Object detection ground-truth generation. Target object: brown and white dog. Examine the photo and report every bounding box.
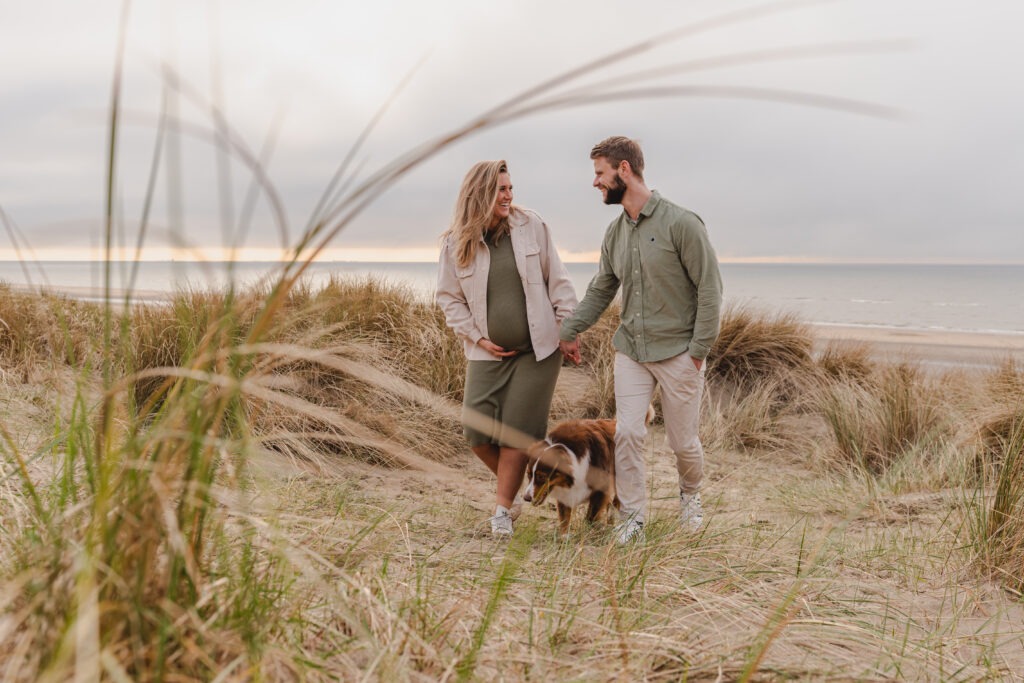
[522,418,620,536]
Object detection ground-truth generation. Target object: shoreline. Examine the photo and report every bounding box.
[811,323,1024,370]
[6,283,175,306]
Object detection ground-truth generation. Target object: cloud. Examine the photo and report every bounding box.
[1,0,1022,263]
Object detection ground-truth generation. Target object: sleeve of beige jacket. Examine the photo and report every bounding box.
[435,237,484,346]
[538,219,578,322]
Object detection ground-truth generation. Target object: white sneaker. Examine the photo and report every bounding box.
[509,494,524,522]
[614,518,644,545]
[490,510,513,538]
[680,491,704,531]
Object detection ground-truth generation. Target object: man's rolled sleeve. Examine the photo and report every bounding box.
[559,249,619,341]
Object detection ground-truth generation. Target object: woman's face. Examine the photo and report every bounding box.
[490,172,513,225]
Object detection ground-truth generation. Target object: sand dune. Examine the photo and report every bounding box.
[9,282,1022,370]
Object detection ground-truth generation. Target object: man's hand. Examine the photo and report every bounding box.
[560,338,582,365]
[477,338,518,359]
[691,356,703,371]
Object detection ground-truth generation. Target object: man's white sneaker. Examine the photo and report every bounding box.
[680,491,704,531]
[614,518,644,545]
[490,510,513,538]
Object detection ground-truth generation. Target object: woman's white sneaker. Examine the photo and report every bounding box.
[490,510,513,537]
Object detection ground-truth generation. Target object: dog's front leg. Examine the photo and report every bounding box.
[556,502,572,536]
[586,491,608,525]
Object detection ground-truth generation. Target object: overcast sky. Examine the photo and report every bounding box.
[1,0,1022,263]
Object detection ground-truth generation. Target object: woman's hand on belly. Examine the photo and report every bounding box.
[477,338,520,359]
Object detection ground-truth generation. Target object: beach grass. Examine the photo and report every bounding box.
[2,281,1024,680]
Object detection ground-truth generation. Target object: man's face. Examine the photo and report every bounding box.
[592,157,627,205]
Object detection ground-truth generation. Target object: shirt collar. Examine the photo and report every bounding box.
[624,190,660,226]
[638,190,661,219]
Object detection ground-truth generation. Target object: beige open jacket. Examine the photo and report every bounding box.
[436,208,577,362]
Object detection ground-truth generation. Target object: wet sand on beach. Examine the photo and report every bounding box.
[7,283,174,306]
[812,323,1024,371]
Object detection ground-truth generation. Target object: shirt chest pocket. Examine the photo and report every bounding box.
[454,262,479,304]
[646,237,682,270]
[522,242,544,284]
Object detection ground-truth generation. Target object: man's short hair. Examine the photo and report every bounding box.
[590,136,644,179]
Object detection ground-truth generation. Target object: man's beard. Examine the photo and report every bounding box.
[603,174,627,205]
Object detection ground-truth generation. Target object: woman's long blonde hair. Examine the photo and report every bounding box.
[443,160,516,268]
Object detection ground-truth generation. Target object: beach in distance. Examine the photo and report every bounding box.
[4,259,1022,370]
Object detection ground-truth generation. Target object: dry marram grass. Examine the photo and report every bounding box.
[2,282,1024,680]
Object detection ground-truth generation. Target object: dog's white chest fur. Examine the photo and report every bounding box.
[550,449,594,508]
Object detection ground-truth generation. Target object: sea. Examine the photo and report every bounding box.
[1,261,1022,335]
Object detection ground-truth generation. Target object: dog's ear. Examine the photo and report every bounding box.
[548,423,577,445]
[527,439,555,467]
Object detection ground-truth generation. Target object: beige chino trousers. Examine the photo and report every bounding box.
[614,350,705,524]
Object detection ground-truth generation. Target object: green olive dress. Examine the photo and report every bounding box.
[463,229,561,447]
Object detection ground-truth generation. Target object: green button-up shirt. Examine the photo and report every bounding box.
[560,191,723,362]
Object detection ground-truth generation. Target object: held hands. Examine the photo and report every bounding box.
[480,333,696,368]
[559,338,582,365]
[477,338,519,359]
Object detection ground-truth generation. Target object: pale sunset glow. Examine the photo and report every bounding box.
[0,245,603,264]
